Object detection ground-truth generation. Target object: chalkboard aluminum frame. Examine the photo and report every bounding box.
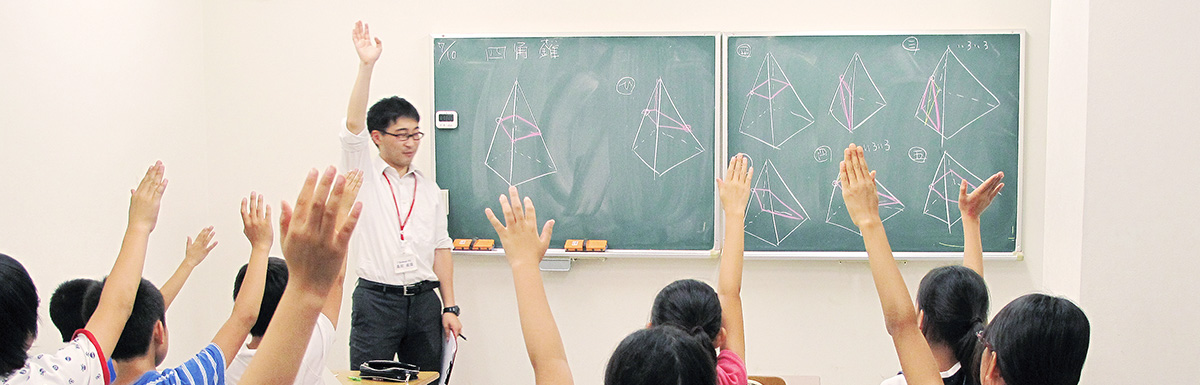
[431,32,725,259]
[722,31,1025,261]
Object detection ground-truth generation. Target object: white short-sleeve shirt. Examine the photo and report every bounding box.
[879,362,961,385]
[2,330,110,385]
[340,125,453,285]
[224,314,335,385]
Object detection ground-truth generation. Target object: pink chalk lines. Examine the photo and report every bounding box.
[632,78,705,177]
[923,152,987,231]
[826,177,906,235]
[743,159,810,246]
[915,47,1001,141]
[737,53,815,149]
[828,53,887,133]
[484,80,559,186]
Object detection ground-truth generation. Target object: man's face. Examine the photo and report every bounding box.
[371,117,422,170]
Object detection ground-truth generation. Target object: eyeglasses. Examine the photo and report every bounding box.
[380,130,425,142]
[976,330,996,352]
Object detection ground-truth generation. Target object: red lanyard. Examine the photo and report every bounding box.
[383,171,418,241]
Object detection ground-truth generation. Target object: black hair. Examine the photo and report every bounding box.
[981,293,1090,385]
[916,265,989,379]
[233,257,289,337]
[366,96,420,134]
[649,279,722,360]
[50,278,101,342]
[604,325,717,385]
[81,277,165,360]
[0,253,39,376]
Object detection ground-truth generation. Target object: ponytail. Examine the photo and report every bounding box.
[916,265,989,384]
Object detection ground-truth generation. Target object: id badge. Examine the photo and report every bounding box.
[393,239,419,273]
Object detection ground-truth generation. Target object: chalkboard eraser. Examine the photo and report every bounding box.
[472,239,495,251]
[453,239,474,250]
[435,111,458,129]
[584,240,608,252]
[564,239,586,252]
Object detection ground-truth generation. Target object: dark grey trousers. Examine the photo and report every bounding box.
[349,279,444,371]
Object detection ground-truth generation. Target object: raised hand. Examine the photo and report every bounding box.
[839,144,881,228]
[128,161,168,231]
[352,21,382,65]
[184,226,218,268]
[958,172,1005,221]
[334,170,364,226]
[242,192,274,250]
[484,186,555,269]
[718,154,754,216]
[280,167,363,292]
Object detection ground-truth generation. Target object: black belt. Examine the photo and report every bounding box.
[358,278,440,296]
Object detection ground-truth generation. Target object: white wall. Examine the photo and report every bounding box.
[1,1,1059,385]
[0,0,221,365]
[1079,0,1200,383]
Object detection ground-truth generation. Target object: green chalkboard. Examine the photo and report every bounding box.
[433,35,719,251]
[726,33,1023,253]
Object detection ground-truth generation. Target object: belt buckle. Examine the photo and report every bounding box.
[402,284,415,296]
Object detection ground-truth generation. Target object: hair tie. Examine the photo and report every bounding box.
[971,317,985,325]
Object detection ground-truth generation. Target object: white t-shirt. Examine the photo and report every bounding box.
[224,314,336,385]
[879,362,961,385]
[2,330,109,385]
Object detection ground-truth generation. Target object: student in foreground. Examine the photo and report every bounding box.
[482,153,752,385]
[81,192,273,385]
[881,171,1004,385]
[609,154,752,385]
[1,162,167,385]
[226,170,363,385]
[838,144,1090,385]
[236,167,363,385]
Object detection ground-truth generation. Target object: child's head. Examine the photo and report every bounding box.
[978,293,1089,385]
[0,253,39,375]
[604,325,717,385]
[50,278,101,342]
[916,265,989,367]
[233,257,288,337]
[649,279,723,350]
[82,277,168,364]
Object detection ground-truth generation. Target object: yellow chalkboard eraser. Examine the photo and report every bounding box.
[584,240,608,252]
[472,239,495,251]
[453,239,474,250]
[564,239,586,252]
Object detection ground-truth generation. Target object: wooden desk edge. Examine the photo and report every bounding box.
[334,370,440,385]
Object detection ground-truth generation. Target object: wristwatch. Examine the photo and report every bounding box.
[442,305,461,316]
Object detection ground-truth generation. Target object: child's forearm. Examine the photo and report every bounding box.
[860,223,916,333]
[87,225,152,354]
[962,217,984,275]
[238,282,327,385]
[159,261,197,310]
[511,263,573,385]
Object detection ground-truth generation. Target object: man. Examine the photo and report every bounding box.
[342,21,462,371]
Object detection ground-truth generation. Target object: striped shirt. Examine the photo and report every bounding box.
[130,344,225,385]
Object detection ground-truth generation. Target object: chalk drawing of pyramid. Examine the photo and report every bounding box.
[829,53,887,133]
[632,79,705,177]
[744,159,809,247]
[826,179,905,235]
[915,47,1001,140]
[738,53,815,149]
[923,152,985,231]
[484,80,558,186]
